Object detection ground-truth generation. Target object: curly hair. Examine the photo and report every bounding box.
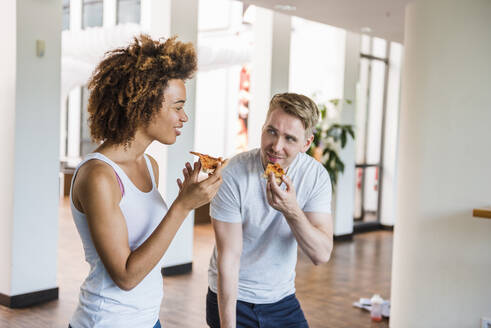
[87,34,197,146]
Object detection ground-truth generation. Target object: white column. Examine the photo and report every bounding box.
[145,0,200,269]
[248,8,291,149]
[248,7,273,149]
[332,31,358,237]
[390,1,491,327]
[140,0,171,38]
[270,12,291,96]
[70,0,82,31]
[103,0,117,27]
[0,0,16,296]
[379,42,403,227]
[141,0,171,196]
[0,0,61,304]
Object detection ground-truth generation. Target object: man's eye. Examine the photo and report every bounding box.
[268,129,276,135]
[176,107,183,111]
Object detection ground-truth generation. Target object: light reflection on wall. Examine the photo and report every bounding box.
[236,64,250,153]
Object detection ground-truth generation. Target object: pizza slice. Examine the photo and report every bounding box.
[263,162,285,185]
[190,151,225,173]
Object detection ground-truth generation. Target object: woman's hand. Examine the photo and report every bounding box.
[175,160,227,211]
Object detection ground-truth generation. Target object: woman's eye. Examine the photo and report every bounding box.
[268,129,276,135]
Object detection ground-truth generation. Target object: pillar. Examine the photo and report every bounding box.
[390,1,491,326]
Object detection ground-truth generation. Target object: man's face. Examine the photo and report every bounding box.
[260,107,313,169]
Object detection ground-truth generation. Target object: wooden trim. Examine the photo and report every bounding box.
[0,287,58,308]
[473,208,491,219]
[161,262,192,277]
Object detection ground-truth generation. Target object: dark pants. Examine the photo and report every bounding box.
[206,288,309,328]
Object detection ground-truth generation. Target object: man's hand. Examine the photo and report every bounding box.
[266,172,300,214]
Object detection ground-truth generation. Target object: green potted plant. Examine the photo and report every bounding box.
[307,98,355,188]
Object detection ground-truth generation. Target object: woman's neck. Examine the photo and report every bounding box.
[95,131,152,164]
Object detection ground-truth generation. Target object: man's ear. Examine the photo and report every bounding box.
[302,134,314,152]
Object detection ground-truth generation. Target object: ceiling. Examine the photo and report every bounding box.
[242,0,413,43]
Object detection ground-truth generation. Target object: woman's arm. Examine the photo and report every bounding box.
[74,160,224,290]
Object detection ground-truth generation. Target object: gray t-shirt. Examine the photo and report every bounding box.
[208,148,332,304]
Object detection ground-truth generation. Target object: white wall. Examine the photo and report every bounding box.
[289,18,345,102]
[0,0,16,296]
[390,1,491,327]
[0,0,61,296]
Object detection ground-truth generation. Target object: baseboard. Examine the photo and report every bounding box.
[380,224,394,231]
[161,262,192,277]
[353,222,382,233]
[334,233,354,242]
[0,287,58,308]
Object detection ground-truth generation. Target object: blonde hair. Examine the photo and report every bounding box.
[267,93,319,136]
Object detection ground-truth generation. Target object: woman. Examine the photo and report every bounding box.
[68,35,223,328]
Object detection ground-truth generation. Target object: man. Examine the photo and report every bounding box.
[206,93,333,328]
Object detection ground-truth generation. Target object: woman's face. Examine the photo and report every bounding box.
[147,79,188,145]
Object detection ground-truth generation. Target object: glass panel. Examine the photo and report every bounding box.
[360,34,371,54]
[80,86,98,157]
[363,166,379,221]
[355,58,369,164]
[372,37,387,58]
[83,0,103,28]
[289,17,346,101]
[117,0,141,24]
[366,60,386,164]
[62,0,70,31]
[354,167,363,219]
[237,65,250,153]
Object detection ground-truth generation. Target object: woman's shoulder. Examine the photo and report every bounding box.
[74,159,120,196]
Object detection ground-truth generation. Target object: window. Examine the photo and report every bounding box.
[62,0,70,31]
[80,86,98,157]
[83,0,103,29]
[354,36,388,226]
[117,0,141,24]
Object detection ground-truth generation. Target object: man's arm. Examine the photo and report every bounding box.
[212,219,243,328]
[266,173,333,265]
[283,209,333,265]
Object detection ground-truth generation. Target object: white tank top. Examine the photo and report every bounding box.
[69,152,168,328]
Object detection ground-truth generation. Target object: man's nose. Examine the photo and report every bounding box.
[181,111,188,123]
[272,137,282,152]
